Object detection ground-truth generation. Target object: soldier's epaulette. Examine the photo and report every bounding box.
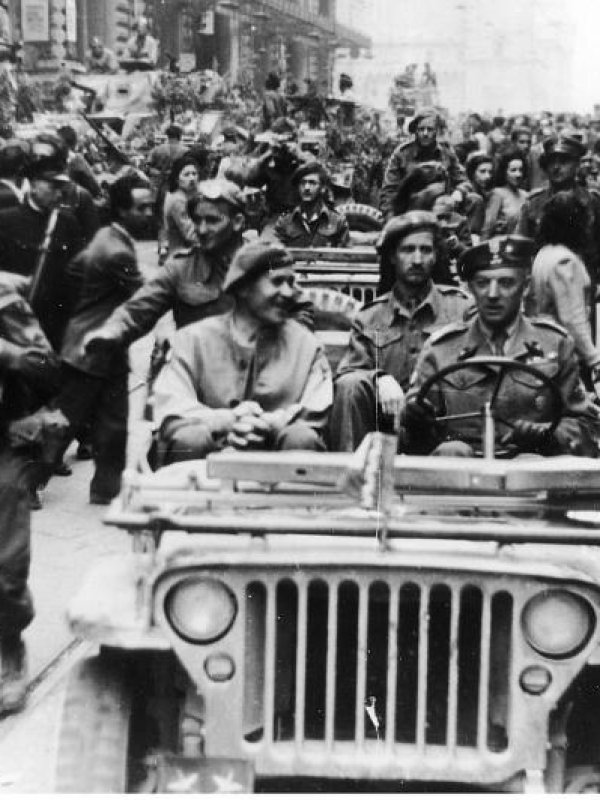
[427,320,469,344]
[529,316,568,337]
[436,284,470,299]
[359,293,388,311]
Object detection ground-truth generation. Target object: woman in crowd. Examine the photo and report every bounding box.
[453,151,494,240]
[525,190,600,384]
[160,155,200,259]
[481,150,528,239]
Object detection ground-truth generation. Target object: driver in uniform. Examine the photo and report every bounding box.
[402,235,600,457]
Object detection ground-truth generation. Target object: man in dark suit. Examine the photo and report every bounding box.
[55,173,152,504]
[0,137,85,350]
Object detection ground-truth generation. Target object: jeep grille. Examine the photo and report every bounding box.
[243,575,513,753]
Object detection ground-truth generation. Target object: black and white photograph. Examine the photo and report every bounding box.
[0,0,599,793]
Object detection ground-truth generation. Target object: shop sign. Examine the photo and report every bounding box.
[21,0,49,42]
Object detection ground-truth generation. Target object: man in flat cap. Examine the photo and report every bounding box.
[379,107,462,220]
[330,211,471,451]
[270,161,350,248]
[151,242,332,463]
[402,235,600,457]
[517,134,600,281]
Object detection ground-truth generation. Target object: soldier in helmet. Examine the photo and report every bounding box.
[330,211,471,451]
[402,235,600,458]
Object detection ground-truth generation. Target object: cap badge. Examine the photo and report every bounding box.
[489,238,502,266]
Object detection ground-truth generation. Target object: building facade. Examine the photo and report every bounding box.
[10,0,369,92]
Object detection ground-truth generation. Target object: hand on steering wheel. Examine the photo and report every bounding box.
[414,356,563,457]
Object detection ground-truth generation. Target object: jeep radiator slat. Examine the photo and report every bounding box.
[477,590,492,752]
[355,584,369,745]
[447,585,460,750]
[264,581,276,744]
[295,580,308,744]
[325,581,338,748]
[416,584,430,752]
[385,584,400,749]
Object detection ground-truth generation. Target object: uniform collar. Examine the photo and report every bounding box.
[466,314,543,359]
[292,201,329,224]
[390,280,438,318]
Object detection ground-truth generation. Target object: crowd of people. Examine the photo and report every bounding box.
[1,80,600,719]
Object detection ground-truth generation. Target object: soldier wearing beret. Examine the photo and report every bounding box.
[330,211,471,451]
[270,161,350,248]
[379,107,463,220]
[151,242,332,463]
[517,134,600,282]
[402,235,600,458]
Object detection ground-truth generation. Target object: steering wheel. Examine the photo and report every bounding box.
[415,356,563,457]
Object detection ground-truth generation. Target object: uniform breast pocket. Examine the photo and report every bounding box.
[440,368,491,415]
[507,360,559,391]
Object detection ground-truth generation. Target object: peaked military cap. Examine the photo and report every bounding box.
[376,210,440,254]
[458,235,536,281]
[223,241,294,294]
[539,134,587,169]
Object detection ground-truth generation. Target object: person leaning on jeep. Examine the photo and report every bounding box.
[151,242,332,464]
[402,235,600,458]
[329,211,471,451]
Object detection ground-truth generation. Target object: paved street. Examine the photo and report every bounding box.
[0,240,163,792]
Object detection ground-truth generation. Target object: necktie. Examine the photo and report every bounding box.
[491,331,507,356]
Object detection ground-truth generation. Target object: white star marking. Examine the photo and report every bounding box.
[166,769,198,792]
[212,769,244,793]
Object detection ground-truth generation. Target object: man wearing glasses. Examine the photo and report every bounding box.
[379,106,463,220]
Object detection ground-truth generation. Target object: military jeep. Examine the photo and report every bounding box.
[54,433,600,793]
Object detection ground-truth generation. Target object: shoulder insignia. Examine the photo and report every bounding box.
[529,316,568,337]
[427,320,468,345]
[436,284,470,299]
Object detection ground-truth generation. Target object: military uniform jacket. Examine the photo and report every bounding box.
[102,243,240,345]
[273,202,351,248]
[379,140,463,218]
[60,224,144,377]
[517,184,600,280]
[336,282,471,391]
[406,313,600,456]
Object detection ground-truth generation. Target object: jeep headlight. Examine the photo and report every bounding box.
[522,590,595,658]
[165,578,237,643]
